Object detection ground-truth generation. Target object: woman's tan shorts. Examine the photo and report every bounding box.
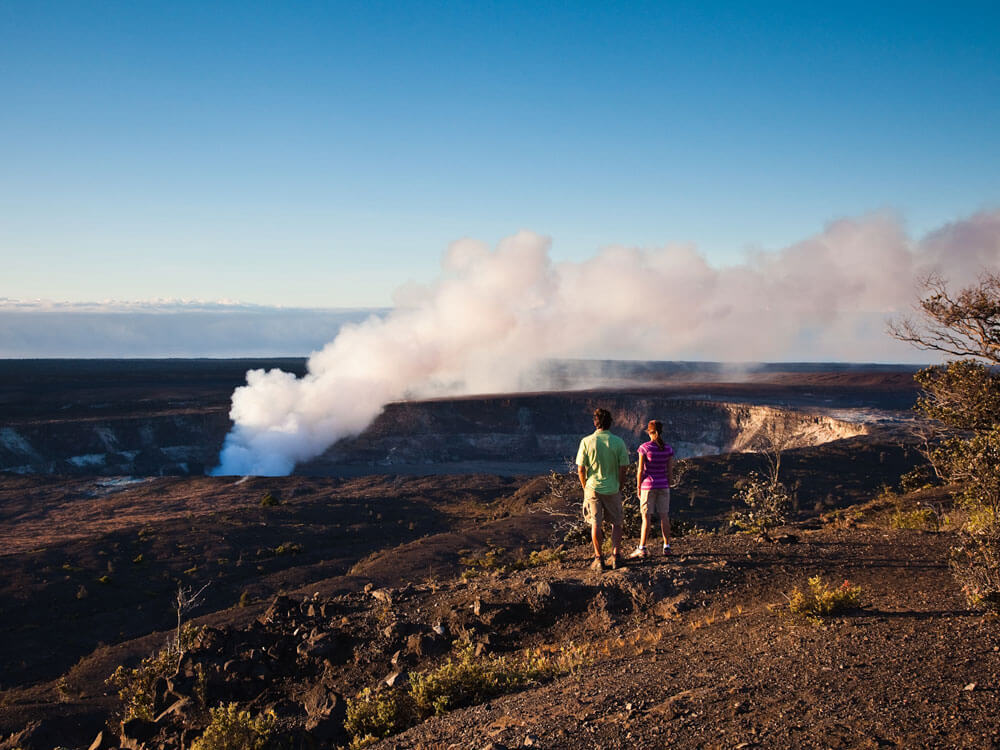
[639,487,670,518]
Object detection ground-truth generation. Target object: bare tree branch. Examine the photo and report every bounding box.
[888,273,1000,364]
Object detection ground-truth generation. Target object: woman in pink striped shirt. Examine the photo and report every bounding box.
[630,419,674,558]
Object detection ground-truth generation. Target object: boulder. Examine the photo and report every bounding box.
[405,632,447,658]
[120,716,158,746]
[382,620,405,641]
[478,601,532,628]
[527,580,589,616]
[262,595,298,624]
[223,658,247,677]
[88,730,117,750]
[0,723,37,750]
[384,670,407,688]
[302,685,347,742]
[297,631,351,664]
[150,675,171,717]
[154,697,192,725]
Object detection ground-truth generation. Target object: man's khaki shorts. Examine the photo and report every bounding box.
[639,487,670,519]
[583,487,624,527]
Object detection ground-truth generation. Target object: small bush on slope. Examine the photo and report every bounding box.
[787,576,863,621]
[345,642,587,748]
[730,471,791,532]
[190,703,276,750]
[106,624,202,721]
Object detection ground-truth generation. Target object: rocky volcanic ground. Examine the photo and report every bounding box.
[2,454,998,749]
[6,363,994,749]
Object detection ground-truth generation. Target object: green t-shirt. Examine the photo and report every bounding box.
[576,429,630,493]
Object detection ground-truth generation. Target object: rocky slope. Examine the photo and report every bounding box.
[1,435,987,750]
[3,493,998,750]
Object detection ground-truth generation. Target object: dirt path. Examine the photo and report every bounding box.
[368,529,1000,749]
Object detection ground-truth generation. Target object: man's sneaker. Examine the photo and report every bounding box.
[590,556,606,572]
[629,546,648,559]
[662,544,672,556]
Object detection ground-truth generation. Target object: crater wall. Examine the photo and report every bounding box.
[0,392,871,477]
[298,393,870,475]
[0,411,230,476]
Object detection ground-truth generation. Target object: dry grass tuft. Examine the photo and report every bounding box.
[787,576,862,621]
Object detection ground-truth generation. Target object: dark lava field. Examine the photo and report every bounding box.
[5,360,997,749]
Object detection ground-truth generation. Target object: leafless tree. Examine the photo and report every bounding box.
[751,423,795,487]
[904,420,951,484]
[172,582,210,665]
[888,272,1000,364]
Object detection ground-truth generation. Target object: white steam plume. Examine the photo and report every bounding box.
[214,209,1000,476]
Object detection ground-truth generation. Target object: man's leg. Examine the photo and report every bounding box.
[611,521,623,557]
[591,519,604,559]
[604,491,625,566]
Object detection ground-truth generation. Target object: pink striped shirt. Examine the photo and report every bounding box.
[638,440,673,490]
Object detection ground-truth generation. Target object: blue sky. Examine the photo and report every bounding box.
[2,0,999,311]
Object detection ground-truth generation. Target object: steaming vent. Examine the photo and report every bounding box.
[212,213,1000,476]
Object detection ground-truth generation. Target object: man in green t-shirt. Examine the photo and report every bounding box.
[576,408,630,571]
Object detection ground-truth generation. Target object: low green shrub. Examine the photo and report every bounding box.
[788,576,862,620]
[890,506,940,531]
[459,547,505,577]
[410,643,551,715]
[345,642,586,748]
[670,519,709,537]
[510,547,565,570]
[821,507,863,528]
[460,546,564,579]
[950,516,1000,613]
[106,624,202,721]
[900,464,938,493]
[190,703,276,750]
[729,471,791,533]
[344,688,417,749]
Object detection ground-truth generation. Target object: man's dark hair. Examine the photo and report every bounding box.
[593,408,612,430]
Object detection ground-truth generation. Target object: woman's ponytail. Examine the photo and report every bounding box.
[649,420,664,449]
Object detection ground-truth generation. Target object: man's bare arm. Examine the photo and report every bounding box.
[578,464,588,490]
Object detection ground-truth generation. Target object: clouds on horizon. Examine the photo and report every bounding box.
[0,303,384,358]
[6,208,1000,362]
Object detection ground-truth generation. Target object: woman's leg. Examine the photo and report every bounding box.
[660,515,671,547]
